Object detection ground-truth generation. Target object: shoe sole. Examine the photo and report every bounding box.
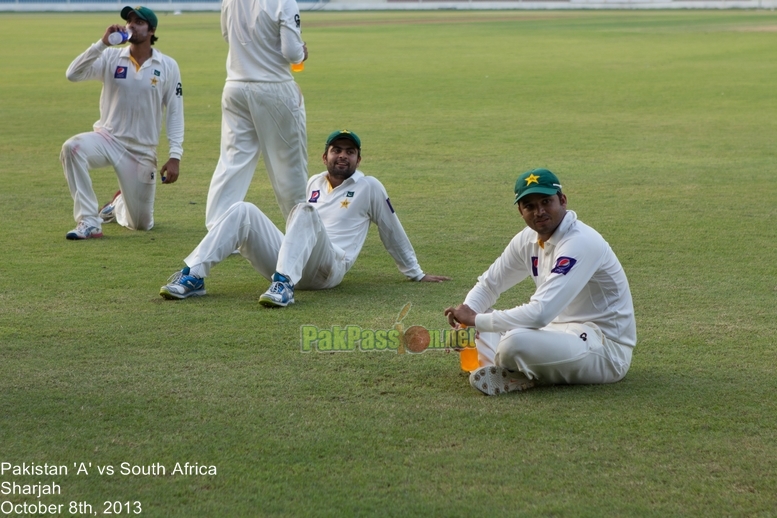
[66,231,103,240]
[159,288,206,300]
[469,366,535,396]
[258,296,294,308]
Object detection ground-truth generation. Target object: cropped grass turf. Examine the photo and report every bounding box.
[1,10,776,517]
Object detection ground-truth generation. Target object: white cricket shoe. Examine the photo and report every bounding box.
[469,366,535,396]
[66,221,103,240]
[99,190,121,224]
[160,267,206,300]
[259,272,295,308]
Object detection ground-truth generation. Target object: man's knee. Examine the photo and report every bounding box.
[288,202,314,218]
[497,329,535,357]
[60,137,81,162]
[123,218,154,231]
[287,202,318,228]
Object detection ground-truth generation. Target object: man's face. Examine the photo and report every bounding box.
[323,137,361,181]
[517,192,568,240]
[126,13,153,43]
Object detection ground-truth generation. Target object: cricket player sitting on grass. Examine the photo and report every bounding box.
[160,130,450,305]
[444,169,636,396]
[60,6,183,240]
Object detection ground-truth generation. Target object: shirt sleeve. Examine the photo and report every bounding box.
[474,235,603,333]
[464,234,530,315]
[368,179,425,281]
[279,0,305,64]
[163,59,184,160]
[65,41,109,82]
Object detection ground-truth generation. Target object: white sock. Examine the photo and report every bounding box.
[188,264,204,278]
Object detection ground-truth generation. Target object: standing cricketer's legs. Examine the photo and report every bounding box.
[205,81,308,229]
[205,83,262,231]
[248,81,308,221]
[476,321,632,385]
[275,203,347,290]
[61,131,116,230]
[185,202,283,280]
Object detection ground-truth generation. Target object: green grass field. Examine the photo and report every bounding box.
[1,9,776,516]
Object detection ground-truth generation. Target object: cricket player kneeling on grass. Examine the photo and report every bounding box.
[160,130,450,305]
[444,169,636,396]
[60,6,184,240]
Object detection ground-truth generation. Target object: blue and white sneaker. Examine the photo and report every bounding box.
[259,272,295,308]
[99,190,121,224]
[66,221,103,240]
[160,267,206,300]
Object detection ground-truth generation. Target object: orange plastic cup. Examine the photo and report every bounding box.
[457,325,479,372]
[459,346,479,372]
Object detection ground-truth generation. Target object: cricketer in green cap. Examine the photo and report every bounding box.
[514,168,563,204]
[121,5,158,30]
[325,129,361,152]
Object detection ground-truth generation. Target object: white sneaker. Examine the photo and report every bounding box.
[259,272,295,308]
[66,221,103,240]
[99,190,121,224]
[160,267,206,300]
[469,366,535,396]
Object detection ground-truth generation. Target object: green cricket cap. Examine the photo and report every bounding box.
[325,129,361,151]
[514,168,563,204]
[121,5,158,29]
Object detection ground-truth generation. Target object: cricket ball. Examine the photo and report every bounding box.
[404,326,430,353]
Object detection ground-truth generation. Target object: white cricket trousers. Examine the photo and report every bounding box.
[475,320,633,386]
[185,202,347,290]
[205,80,308,230]
[60,130,156,230]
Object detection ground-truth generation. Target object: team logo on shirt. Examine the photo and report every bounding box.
[346,191,354,198]
[114,66,127,79]
[154,70,160,76]
[386,198,395,214]
[150,77,158,88]
[308,190,320,203]
[531,257,538,277]
[551,257,577,275]
[340,200,351,209]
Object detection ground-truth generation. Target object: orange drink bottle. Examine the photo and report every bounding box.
[458,325,479,372]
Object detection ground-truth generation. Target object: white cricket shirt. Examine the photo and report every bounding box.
[306,171,425,281]
[221,0,306,83]
[466,211,637,346]
[65,41,184,160]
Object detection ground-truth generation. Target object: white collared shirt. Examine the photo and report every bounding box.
[466,211,637,346]
[305,171,425,280]
[66,41,184,160]
[221,0,305,83]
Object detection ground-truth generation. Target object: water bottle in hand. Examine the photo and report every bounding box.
[108,30,131,45]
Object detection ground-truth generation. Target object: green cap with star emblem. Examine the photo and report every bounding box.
[325,129,361,151]
[121,5,158,29]
[514,168,562,204]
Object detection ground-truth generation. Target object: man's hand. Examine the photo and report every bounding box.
[444,303,477,328]
[419,274,451,283]
[160,158,180,184]
[102,25,125,46]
